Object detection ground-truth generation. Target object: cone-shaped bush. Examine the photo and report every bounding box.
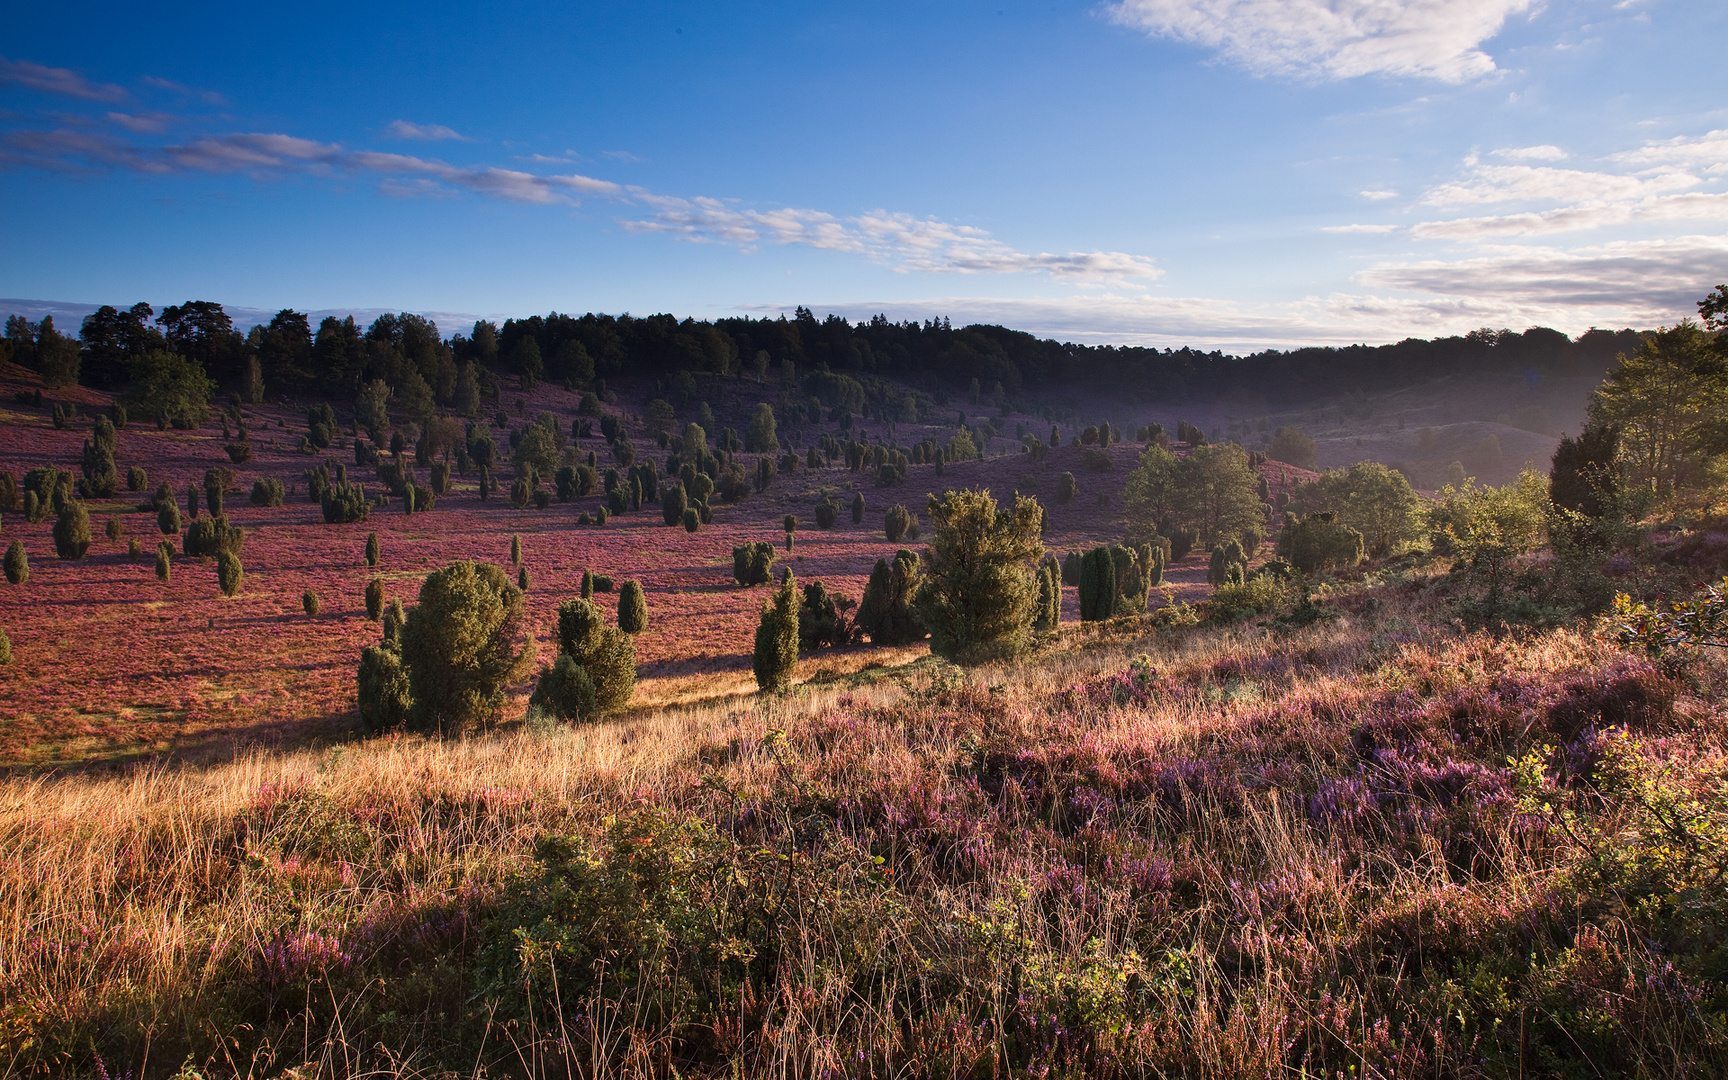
[1056,472,1076,505]
[365,577,385,620]
[52,501,92,560]
[510,534,521,566]
[0,627,9,665]
[402,561,535,733]
[216,550,243,597]
[518,565,530,592]
[154,542,171,583]
[382,599,406,648]
[302,590,319,616]
[1034,561,1060,632]
[365,532,380,568]
[1078,547,1116,622]
[661,480,687,526]
[554,597,636,713]
[205,482,223,518]
[1207,538,1247,587]
[753,571,799,691]
[357,643,412,733]
[580,569,594,599]
[528,654,596,722]
[127,466,147,492]
[4,540,27,585]
[852,491,865,524]
[186,484,198,519]
[618,579,647,634]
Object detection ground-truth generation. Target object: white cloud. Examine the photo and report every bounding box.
[620,200,1161,281]
[0,57,126,102]
[1491,144,1568,161]
[1608,128,1728,173]
[384,120,467,141]
[1322,223,1398,233]
[1360,189,1399,200]
[1104,0,1536,82]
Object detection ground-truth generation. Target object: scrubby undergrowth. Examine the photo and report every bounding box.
[3,574,1726,1078]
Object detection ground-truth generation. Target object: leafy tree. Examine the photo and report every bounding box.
[510,337,544,389]
[555,598,636,713]
[130,350,214,429]
[1287,461,1420,555]
[1267,426,1318,470]
[79,303,163,388]
[1587,321,1728,496]
[401,561,535,732]
[914,490,1044,664]
[1124,443,1263,547]
[753,572,800,691]
[1551,424,1623,520]
[746,403,779,454]
[355,379,392,443]
[618,579,647,634]
[1278,513,1365,575]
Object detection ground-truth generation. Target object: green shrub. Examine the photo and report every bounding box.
[1078,547,1115,622]
[430,460,451,496]
[884,504,913,542]
[105,516,123,543]
[320,479,369,524]
[1034,560,1061,631]
[365,577,385,621]
[511,534,522,566]
[753,572,799,691]
[1111,543,1151,616]
[618,579,648,634]
[382,599,406,647]
[216,550,243,596]
[1167,526,1197,561]
[856,549,924,645]
[357,644,412,732]
[528,654,596,722]
[661,480,688,526]
[1210,574,1286,622]
[4,540,27,585]
[401,561,535,733]
[1278,512,1365,575]
[814,498,838,529]
[365,532,380,568]
[184,514,243,558]
[914,490,1043,664]
[580,569,594,599]
[0,627,9,665]
[593,574,613,592]
[52,501,92,560]
[519,566,530,592]
[1207,538,1247,587]
[249,477,285,507]
[156,501,181,536]
[0,472,15,511]
[127,536,141,560]
[554,598,636,713]
[851,491,865,524]
[186,483,199,519]
[302,590,319,616]
[1056,472,1076,504]
[154,542,171,582]
[682,507,699,533]
[733,542,775,586]
[798,579,855,650]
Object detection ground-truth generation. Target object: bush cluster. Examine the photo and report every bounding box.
[733,542,775,586]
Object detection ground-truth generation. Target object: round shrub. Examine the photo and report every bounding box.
[216,550,243,597]
[302,590,319,616]
[1056,472,1076,504]
[528,654,596,723]
[554,597,637,713]
[682,507,699,533]
[401,561,534,732]
[814,499,837,529]
[884,504,913,543]
[249,477,285,507]
[52,501,92,560]
[365,577,385,621]
[618,579,647,634]
[357,644,412,733]
[4,540,27,585]
[105,516,123,543]
[126,466,147,492]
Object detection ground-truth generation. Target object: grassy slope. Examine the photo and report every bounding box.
[3,562,1726,1077]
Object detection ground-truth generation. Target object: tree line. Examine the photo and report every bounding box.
[2,299,1649,410]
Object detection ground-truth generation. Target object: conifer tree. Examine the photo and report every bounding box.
[914,490,1043,663]
[753,571,800,691]
[1078,547,1116,622]
[4,540,26,585]
[618,579,647,634]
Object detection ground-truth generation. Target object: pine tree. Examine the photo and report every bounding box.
[554,597,637,713]
[753,571,800,691]
[400,561,535,732]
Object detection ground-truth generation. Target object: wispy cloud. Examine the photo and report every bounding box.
[1104,0,1537,82]
[140,75,226,107]
[0,113,1158,283]
[1322,223,1398,233]
[621,199,1161,281]
[0,57,126,102]
[1360,189,1399,200]
[384,120,467,141]
[106,111,174,134]
[1492,144,1568,161]
[602,149,643,162]
[1408,130,1728,238]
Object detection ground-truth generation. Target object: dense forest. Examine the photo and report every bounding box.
[3,300,1647,413]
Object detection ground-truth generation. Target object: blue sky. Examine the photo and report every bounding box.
[2,0,1725,350]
